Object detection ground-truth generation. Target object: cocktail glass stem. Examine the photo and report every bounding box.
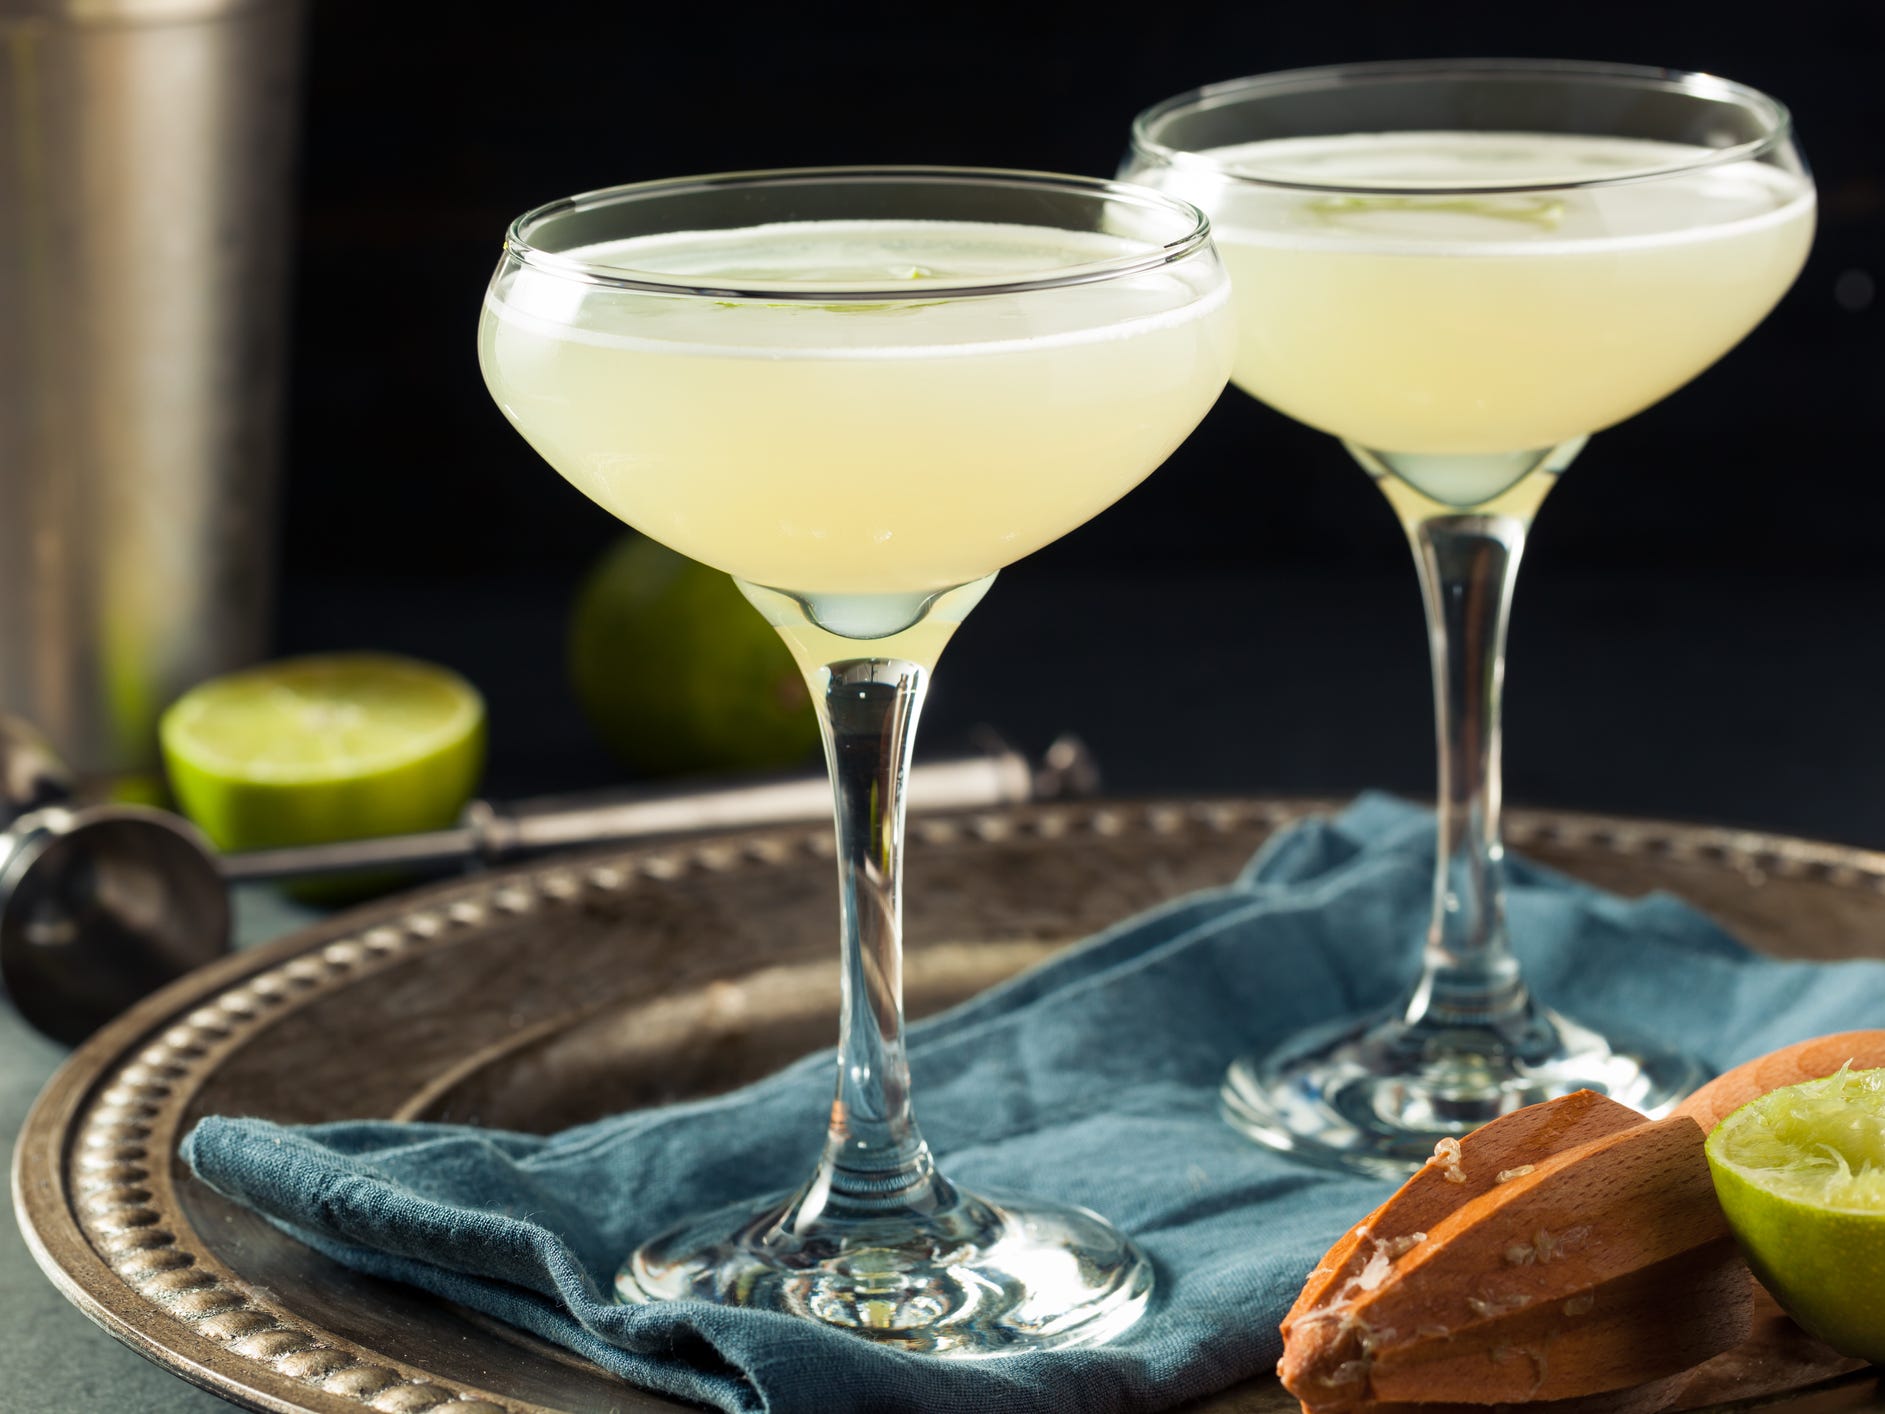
[616,578,1151,1352]
[1220,447,1705,1175]
[1402,509,1530,1031]
[790,651,953,1220]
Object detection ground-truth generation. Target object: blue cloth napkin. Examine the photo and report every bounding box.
[182,795,1885,1414]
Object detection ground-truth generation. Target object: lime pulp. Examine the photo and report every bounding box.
[160,653,486,853]
[1705,1065,1885,1362]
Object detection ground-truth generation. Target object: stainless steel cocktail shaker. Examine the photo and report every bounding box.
[0,0,303,786]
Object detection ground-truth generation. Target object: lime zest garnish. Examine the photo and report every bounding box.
[805,300,949,314]
[1306,194,1569,231]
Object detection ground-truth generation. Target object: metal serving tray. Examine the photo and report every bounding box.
[15,798,1883,1412]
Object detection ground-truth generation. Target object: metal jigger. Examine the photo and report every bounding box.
[0,718,229,1045]
[0,716,1095,1044]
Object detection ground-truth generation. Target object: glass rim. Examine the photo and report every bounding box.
[1128,58,1797,196]
[500,165,1217,300]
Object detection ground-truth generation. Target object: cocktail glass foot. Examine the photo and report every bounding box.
[1222,1002,1706,1178]
[619,1176,1152,1355]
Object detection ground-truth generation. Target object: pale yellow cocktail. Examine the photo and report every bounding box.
[481,220,1233,597]
[1169,133,1813,472]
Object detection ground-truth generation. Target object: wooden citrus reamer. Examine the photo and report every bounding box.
[1278,1031,1885,1412]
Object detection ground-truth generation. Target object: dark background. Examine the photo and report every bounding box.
[272,1,1885,843]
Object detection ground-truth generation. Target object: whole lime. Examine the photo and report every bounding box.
[569,535,819,775]
[1706,1065,1885,1363]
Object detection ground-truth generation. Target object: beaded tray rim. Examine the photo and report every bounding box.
[15,795,1885,1414]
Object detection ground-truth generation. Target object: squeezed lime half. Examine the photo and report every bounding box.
[1706,1065,1885,1362]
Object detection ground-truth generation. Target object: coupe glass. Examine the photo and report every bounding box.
[477,169,1233,1351]
[1123,61,1814,1174]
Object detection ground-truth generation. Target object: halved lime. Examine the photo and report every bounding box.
[160,653,486,852]
[1706,1065,1885,1362]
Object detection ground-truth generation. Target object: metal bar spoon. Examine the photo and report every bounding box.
[0,718,1094,1043]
